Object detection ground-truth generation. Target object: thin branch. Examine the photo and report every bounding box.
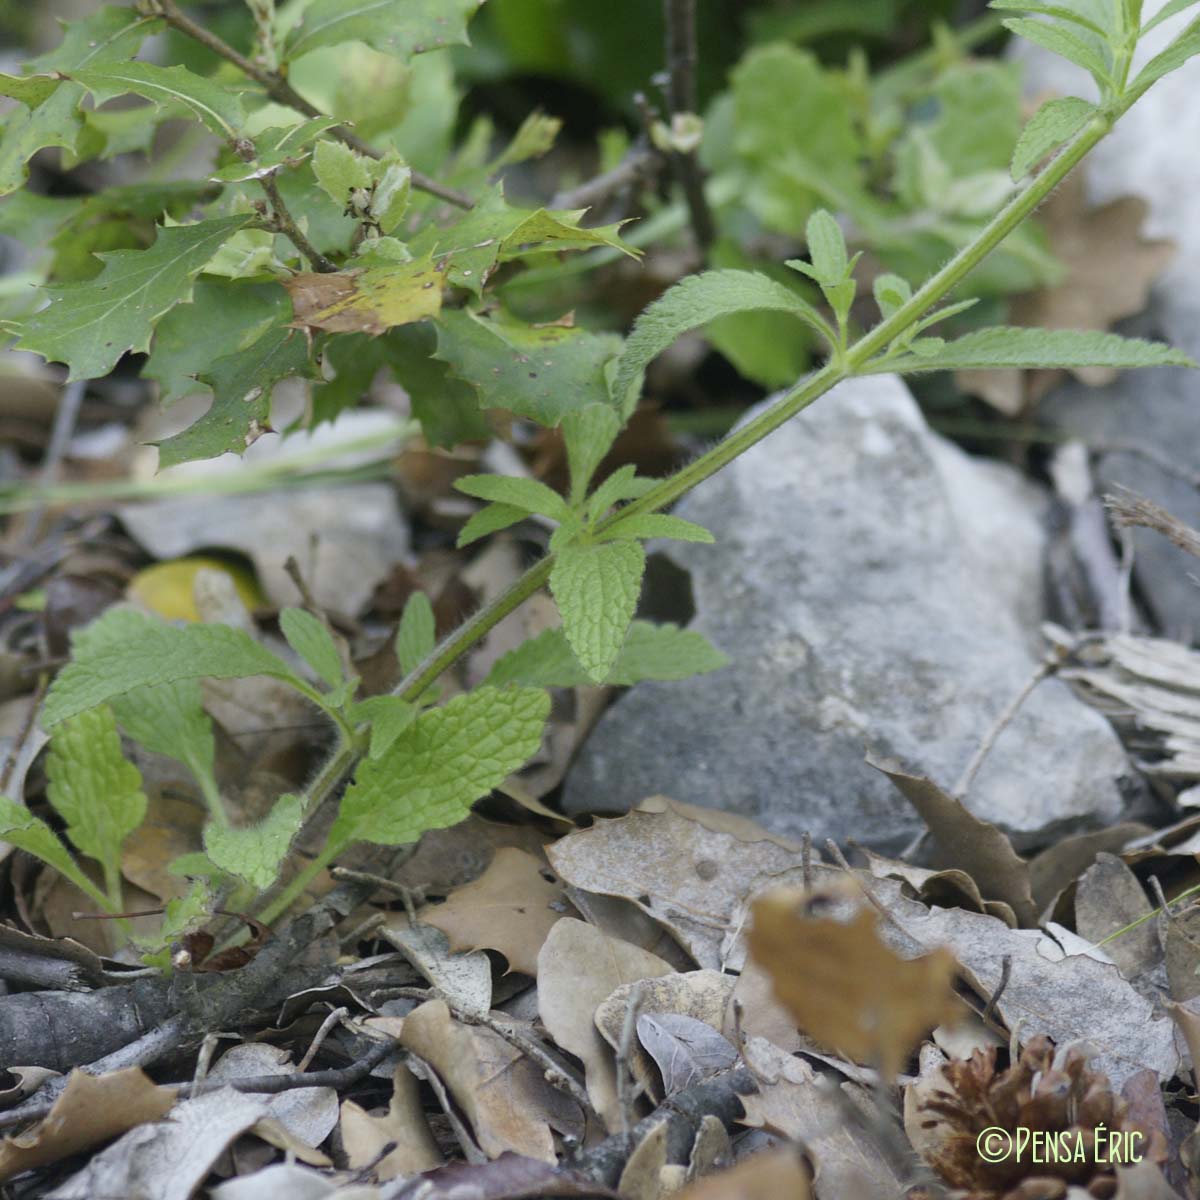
[256,170,337,272]
[1106,487,1200,561]
[662,0,714,252]
[147,0,473,209]
[550,145,664,213]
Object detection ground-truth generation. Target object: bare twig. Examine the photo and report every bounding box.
[953,657,1056,800]
[661,0,714,252]
[616,982,644,1135]
[407,1051,487,1164]
[981,955,1012,1026]
[297,1005,350,1071]
[145,0,473,209]
[1106,487,1200,561]
[551,146,664,213]
[256,170,338,272]
[0,672,46,794]
[17,379,86,548]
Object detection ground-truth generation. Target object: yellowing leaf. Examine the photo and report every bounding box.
[127,557,265,622]
[747,887,962,1078]
[285,255,442,335]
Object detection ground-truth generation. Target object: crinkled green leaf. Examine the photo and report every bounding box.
[1011,97,1095,179]
[203,793,304,890]
[311,138,372,202]
[563,404,622,504]
[285,0,481,60]
[878,326,1195,374]
[156,319,313,467]
[0,795,95,899]
[16,216,252,381]
[457,503,529,548]
[352,695,418,758]
[328,686,550,851]
[69,62,244,138]
[435,309,622,427]
[29,5,159,75]
[873,273,912,319]
[43,608,306,727]
[550,541,645,683]
[110,679,215,788]
[612,271,833,418]
[0,86,85,196]
[485,622,728,688]
[491,110,561,169]
[1128,14,1200,100]
[603,514,714,544]
[396,592,436,677]
[585,465,659,525]
[454,474,570,520]
[1002,18,1112,84]
[281,608,345,689]
[46,705,146,876]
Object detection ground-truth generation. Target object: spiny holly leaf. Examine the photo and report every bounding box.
[16,215,252,381]
[485,621,728,688]
[1011,97,1096,179]
[0,86,84,196]
[68,62,244,138]
[601,514,714,544]
[879,326,1195,374]
[396,592,436,677]
[435,309,622,427]
[43,608,306,727]
[211,117,342,182]
[454,474,571,521]
[0,796,97,901]
[550,541,646,683]
[284,0,482,62]
[613,271,834,417]
[45,705,147,880]
[285,254,442,335]
[143,278,290,405]
[155,320,314,467]
[203,793,305,890]
[280,608,346,689]
[110,679,216,793]
[328,686,550,852]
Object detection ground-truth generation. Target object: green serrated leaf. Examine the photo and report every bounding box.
[43,608,307,727]
[69,62,244,138]
[1128,14,1200,101]
[0,86,85,197]
[280,608,345,689]
[612,271,834,418]
[211,117,341,182]
[110,679,216,792]
[491,110,562,169]
[156,319,313,467]
[602,514,714,545]
[0,795,98,901]
[396,592,436,676]
[285,0,481,61]
[484,621,728,688]
[877,326,1196,374]
[986,1,1110,38]
[312,138,372,204]
[203,793,304,890]
[1011,97,1095,179]
[457,503,529,548]
[562,404,622,504]
[352,695,418,758]
[550,540,645,683]
[435,309,622,427]
[454,474,570,521]
[16,216,252,381]
[328,686,549,851]
[46,705,146,891]
[805,210,849,284]
[1002,18,1112,85]
[585,465,659,525]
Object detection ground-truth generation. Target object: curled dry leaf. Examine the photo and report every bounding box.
[617,1121,668,1200]
[419,846,564,976]
[747,886,963,1078]
[339,1062,441,1181]
[672,1148,811,1200]
[380,918,492,1016]
[0,1068,174,1180]
[635,1014,739,1097]
[1074,853,1160,980]
[400,999,558,1162]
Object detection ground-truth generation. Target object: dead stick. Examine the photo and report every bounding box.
[662,0,714,252]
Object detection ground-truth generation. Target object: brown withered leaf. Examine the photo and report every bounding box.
[419,847,564,976]
[400,999,558,1162]
[339,1063,441,1181]
[868,753,1038,926]
[747,887,962,1078]
[673,1149,811,1200]
[285,255,442,335]
[958,172,1175,414]
[0,1068,174,1180]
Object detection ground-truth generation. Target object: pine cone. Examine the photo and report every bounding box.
[907,1036,1166,1199]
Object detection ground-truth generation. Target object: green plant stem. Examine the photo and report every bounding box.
[256,841,338,927]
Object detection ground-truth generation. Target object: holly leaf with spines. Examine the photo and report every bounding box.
[612,271,835,418]
[396,593,436,677]
[43,608,311,727]
[16,216,253,381]
[328,686,550,853]
[550,541,646,683]
[435,309,623,428]
[68,62,245,138]
[280,609,346,690]
[284,0,482,63]
[203,793,305,891]
[454,474,571,521]
[485,621,729,688]
[875,327,1195,374]
[156,320,314,467]
[45,705,147,886]
[1011,97,1096,180]
[110,679,216,797]
[0,795,103,903]
[457,503,530,548]
[600,514,714,545]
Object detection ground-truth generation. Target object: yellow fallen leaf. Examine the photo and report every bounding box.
[127,556,265,622]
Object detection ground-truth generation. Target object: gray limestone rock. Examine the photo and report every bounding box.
[564,375,1136,851]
